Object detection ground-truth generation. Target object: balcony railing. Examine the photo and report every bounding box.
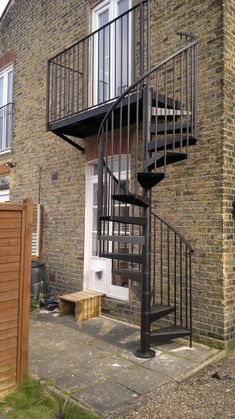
[0,103,13,152]
[46,0,150,128]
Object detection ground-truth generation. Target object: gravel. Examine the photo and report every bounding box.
[124,348,235,419]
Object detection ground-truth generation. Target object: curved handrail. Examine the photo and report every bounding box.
[98,32,198,139]
[151,208,194,253]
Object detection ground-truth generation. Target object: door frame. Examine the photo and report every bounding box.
[84,159,129,301]
[92,0,132,106]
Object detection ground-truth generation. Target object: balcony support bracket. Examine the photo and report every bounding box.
[54,132,85,154]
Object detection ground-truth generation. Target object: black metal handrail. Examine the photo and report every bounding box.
[98,32,197,137]
[46,0,150,126]
[98,32,198,220]
[151,208,193,339]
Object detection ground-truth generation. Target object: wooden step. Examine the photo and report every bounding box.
[145,151,187,171]
[150,304,175,323]
[147,136,197,152]
[59,290,104,322]
[112,194,150,208]
[150,326,191,344]
[99,215,147,226]
[150,122,191,135]
[137,172,165,188]
[112,269,143,282]
[99,235,145,245]
[100,252,144,264]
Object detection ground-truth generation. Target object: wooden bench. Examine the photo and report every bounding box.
[59,290,104,322]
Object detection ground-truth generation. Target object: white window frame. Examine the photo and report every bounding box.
[92,0,132,106]
[0,65,13,153]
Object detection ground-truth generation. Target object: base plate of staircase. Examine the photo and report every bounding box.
[59,290,104,322]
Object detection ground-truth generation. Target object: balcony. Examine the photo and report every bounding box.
[46,1,150,139]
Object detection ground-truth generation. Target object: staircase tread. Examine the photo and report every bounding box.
[99,215,147,225]
[151,304,175,312]
[150,325,191,336]
[137,172,165,188]
[145,151,187,170]
[150,122,191,134]
[99,235,145,244]
[148,136,197,152]
[112,194,150,207]
[100,252,144,263]
[112,269,143,280]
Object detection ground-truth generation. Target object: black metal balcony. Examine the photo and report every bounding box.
[46,0,150,138]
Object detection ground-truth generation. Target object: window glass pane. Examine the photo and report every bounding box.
[93,183,98,206]
[7,71,13,103]
[117,0,129,95]
[0,77,3,108]
[98,9,110,103]
[92,207,98,231]
[118,0,129,15]
[0,107,3,151]
[6,103,12,148]
[0,175,10,191]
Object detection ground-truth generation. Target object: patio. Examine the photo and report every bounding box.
[29,312,220,417]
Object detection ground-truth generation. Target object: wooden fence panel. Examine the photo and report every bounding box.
[0,199,33,397]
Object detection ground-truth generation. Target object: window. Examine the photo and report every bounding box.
[0,66,13,152]
[93,0,131,105]
[0,174,10,202]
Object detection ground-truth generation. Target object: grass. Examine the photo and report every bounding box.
[0,377,100,419]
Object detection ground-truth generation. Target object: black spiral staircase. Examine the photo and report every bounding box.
[97,32,198,358]
[46,0,198,359]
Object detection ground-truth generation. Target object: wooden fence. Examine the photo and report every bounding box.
[0,199,33,397]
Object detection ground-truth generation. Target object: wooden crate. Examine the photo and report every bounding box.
[59,290,104,322]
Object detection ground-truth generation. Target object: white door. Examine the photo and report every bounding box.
[84,160,129,300]
[92,0,131,105]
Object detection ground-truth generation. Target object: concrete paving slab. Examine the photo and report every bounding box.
[73,380,138,415]
[82,355,138,378]
[53,367,102,393]
[144,352,196,378]
[113,365,170,395]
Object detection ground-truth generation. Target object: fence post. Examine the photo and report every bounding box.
[17,198,33,383]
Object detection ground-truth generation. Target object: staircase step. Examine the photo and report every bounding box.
[145,152,187,170]
[150,304,175,323]
[152,92,181,110]
[137,172,165,188]
[99,215,147,226]
[147,136,197,152]
[112,194,150,208]
[100,252,144,264]
[150,122,191,135]
[99,235,145,245]
[112,269,143,282]
[150,326,191,344]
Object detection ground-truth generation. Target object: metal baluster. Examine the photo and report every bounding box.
[173,57,176,150]
[160,222,163,304]
[164,63,167,175]
[189,252,192,347]
[68,49,70,115]
[180,239,183,326]
[82,42,85,108]
[167,226,170,306]
[174,233,177,325]
[180,51,183,151]
[185,246,188,329]
[77,43,80,112]
[186,49,189,150]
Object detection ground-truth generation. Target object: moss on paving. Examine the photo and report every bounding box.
[0,377,100,419]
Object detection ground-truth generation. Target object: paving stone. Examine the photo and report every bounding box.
[168,343,218,363]
[82,355,137,377]
[73,380,138,414]
[53,367,101,393]
[113,365,170,395]
[144,352,196,378]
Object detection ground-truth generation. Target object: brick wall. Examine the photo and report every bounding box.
[0,0,233,347]
[223,0,235,346]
